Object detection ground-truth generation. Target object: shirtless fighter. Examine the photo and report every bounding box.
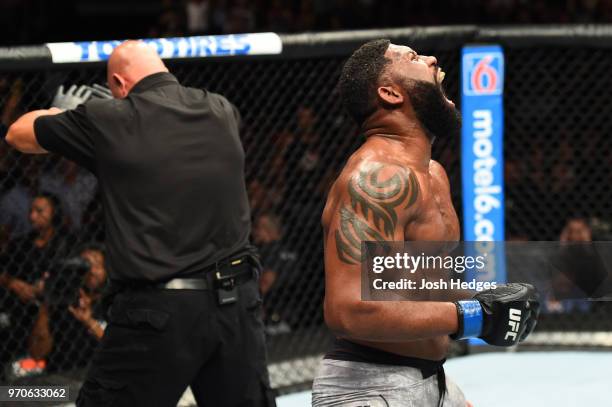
[312,40,539,406]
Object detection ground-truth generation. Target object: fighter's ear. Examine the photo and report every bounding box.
[377,85,404,106]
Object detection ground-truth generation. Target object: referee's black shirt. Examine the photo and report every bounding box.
[34,72,252,282]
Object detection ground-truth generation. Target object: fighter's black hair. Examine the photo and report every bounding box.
[338,39,391,126]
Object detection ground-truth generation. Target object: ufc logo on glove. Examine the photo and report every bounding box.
[504,308,522,341]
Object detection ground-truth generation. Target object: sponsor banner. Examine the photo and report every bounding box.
[46,32,282,63]
[461,45,506,287]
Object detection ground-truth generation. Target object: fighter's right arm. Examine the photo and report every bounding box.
[323,161,459,342]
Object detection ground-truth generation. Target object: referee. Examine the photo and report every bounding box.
[6,41,275,407]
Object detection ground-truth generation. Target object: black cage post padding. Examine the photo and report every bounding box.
[1,25,611,384]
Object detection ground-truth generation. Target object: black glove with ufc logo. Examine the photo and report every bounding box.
[450,283,540,347]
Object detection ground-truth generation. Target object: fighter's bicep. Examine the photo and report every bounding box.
[325,162,421,269]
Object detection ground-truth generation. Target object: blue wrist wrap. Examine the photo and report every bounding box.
[456,300,483,339]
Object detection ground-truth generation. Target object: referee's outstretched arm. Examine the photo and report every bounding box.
[7,40,167,156]
[5,107,59,153]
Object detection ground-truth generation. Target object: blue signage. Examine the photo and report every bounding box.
[461,45,506,285]
[461,45,505,242]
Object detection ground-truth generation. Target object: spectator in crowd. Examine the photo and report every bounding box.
[79,189,105,243]
[522,146,551,238]
[69,245,107,337]
[505,157,528,238]
[0,192,74,304]
[545,217,593,313]
[0,192,75,378]
[247,178,277,218]
[295,0,317,31]
[209,0,229,33]
[8,0,612,46]
[588,217,612,240]
[225,0,256,33]
[185,0,211,34]
[550,162,576,220]
[0,78,32,241]
[0,224,9,254]
[1,78,24,137]
[267,130,291,193]
[0,157,41,240]
[149,0,185,38]
[40,158,97,232]
[252,212,297,334]
[253,213,295,295]
[27,244,108,373]
[265,0,294,32]
[559,217,592,242]
[284,106,323,206]
[281,105,330,257]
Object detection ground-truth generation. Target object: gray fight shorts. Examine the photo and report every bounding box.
[312,359,467,407]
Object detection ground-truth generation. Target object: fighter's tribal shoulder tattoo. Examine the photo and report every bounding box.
[334,163,420,265]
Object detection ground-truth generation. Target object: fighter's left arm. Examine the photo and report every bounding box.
[5,108,61,153]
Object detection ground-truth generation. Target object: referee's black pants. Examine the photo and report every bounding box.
[76,277,276,407]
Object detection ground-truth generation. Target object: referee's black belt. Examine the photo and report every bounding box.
[156,270,253,290]
[114,255,256,291]
[158,278,211,290]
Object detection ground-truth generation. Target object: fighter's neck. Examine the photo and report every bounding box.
[362,119,432,169]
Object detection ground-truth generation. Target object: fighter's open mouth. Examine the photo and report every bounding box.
[437,69,454,106]
[437,69,445,83]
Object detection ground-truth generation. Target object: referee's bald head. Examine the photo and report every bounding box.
[107,40,169,99]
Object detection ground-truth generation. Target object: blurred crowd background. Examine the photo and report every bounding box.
[0,80,608,381]
[3,0,612,45]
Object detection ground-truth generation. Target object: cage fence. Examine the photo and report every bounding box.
[0,26,611,393]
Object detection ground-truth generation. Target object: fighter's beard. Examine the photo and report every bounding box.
[405,79,461,143]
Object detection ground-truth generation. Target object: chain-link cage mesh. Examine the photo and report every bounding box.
[504,46,612,339]
[0,38,611,391]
